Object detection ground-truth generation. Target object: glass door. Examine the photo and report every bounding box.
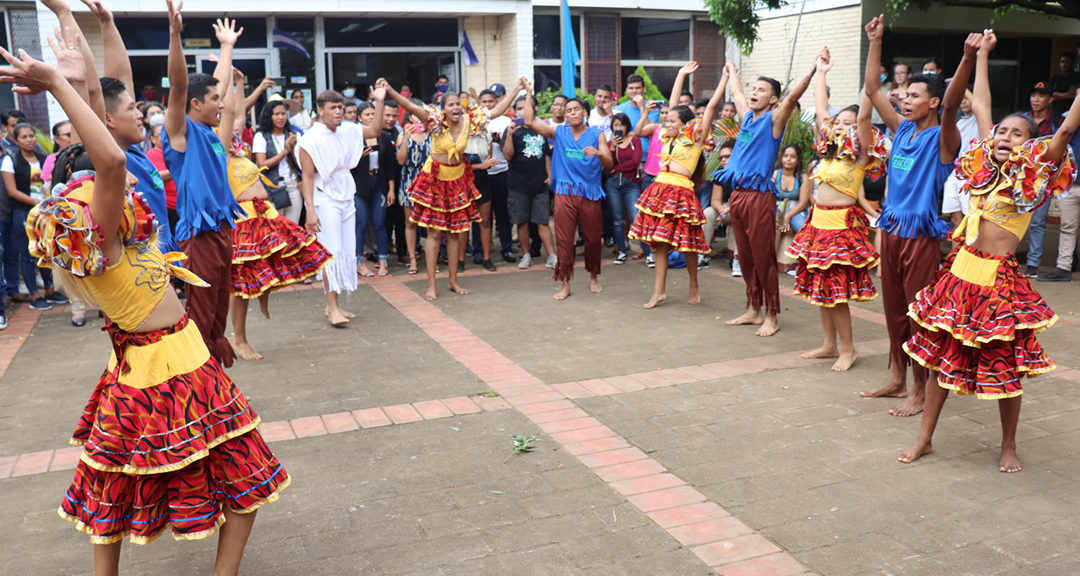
[328,51,459,104]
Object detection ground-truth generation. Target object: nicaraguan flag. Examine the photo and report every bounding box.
[273,29,310,60]
[561,0,580,98]
[462,32,480,66]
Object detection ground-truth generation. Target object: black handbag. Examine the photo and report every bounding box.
[268,179,292,209]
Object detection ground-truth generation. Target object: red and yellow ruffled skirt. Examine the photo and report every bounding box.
[59,317,289,544]
[786,204,878,307]
[629,172,708,254]
[231,197,332,299]
[903,245,1056,399]
[408,159,482,233]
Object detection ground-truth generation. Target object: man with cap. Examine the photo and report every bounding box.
[482,83,517,262]
[1023,81,1062,277]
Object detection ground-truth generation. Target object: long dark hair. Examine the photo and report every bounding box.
[257,101,297,136]
[778,143,804,175]
[50,143,94,190]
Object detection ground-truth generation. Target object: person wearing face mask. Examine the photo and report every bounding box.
[921,57,943,76]
[341,83,359,107]
[434,75,451,101]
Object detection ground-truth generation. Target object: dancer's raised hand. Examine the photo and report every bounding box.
[213,17,243,46]
[0,44,64,95]
[49,26,88,87]
[865,15,884,42]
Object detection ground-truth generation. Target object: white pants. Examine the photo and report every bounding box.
[279,179,303,224]
[314,193,357,294]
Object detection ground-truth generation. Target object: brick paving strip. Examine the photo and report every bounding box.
[6,271,1080,572]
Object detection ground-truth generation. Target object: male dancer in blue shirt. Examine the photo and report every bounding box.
[715,53,823,337]
[860,15,966,416]
[163,0,245,367]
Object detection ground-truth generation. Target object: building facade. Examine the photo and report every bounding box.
[738,0,1080,118]
[16,0,727,128]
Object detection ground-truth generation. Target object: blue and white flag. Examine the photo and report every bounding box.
[462,31,480,66]
[273,29,310,60]
[561,0,580,98]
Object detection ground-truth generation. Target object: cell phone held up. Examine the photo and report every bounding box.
[613,128,624,140]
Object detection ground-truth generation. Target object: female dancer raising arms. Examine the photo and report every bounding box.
[786,49,887,371]
[630,62,725,308]
[3,29,288,575]
[899,31,1078,472]
[379,77,522,300]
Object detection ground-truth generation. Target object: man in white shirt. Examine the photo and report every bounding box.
[299,89,384,325]
[482,85,517,262]
[589,85,614,139]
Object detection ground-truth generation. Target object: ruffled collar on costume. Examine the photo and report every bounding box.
[960,132,1076,211]
[660,119,716,154]
[814,117,890,180]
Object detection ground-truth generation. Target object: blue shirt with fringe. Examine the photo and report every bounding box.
[879,120,953,239]
[162,117,243,241]
[712,110,784,195]
[550,124,605,201]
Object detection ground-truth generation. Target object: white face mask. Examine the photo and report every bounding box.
[148,114,165,128]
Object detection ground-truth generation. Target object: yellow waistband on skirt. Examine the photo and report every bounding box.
[810,206,850,230]
[423,157,466,181]
[655,171,694,188]
[236,199,280,223]
[107,320,212,389]
[951,246,999,287]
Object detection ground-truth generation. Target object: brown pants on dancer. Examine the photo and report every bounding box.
[181,228,236,368]
[861,231,940,415]
[553,194,603,298]
[727,189,781,335]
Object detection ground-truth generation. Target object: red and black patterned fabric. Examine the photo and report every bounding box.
[60,317,289,543]
[408,160,482,232]
[903,245,1057,399]
[231,197,331,298]
[786,204,879,307]
[629,179,709,254]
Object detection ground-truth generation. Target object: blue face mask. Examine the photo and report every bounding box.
[880,73,888,83]
[437,84,449,93]
[343,89,356,98]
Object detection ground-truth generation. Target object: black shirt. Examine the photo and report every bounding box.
[1049,73,1080,116]
[507,126,550,195]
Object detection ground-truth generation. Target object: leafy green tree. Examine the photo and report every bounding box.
[704,0,1076,55]
[535,88,596,117]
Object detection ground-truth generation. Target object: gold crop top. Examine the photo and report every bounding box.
[811,118,890,198]
[228,142,275,200]
[954,135,1075,245]
[658,120,714,174]
[27,172,207,332]
[423,104,490,163]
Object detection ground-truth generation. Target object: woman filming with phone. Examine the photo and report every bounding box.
[604,112,644,264]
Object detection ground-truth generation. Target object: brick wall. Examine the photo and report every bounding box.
[464,5,533,98]
[739,5,863,111]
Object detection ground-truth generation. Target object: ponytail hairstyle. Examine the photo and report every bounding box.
[50,142,94,192]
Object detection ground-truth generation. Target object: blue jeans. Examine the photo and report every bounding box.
[1026,199,1052,268]
[354,174,388,261]
[12,207,51,294]
[776,201,808,233]
[605,174,651,256]
[0,217,20,298]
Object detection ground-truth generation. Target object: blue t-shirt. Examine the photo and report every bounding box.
[126,145,176,253]
[550,125,604,200]
[879,120,954,239]
[615,100,661,157]
[162,117,242,241]
[714,110,784,195]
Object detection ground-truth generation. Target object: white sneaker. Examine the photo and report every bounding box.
[732,258,743,277]
[546,254,557,269]
[645,254,655,268]
[518,253,532,269]
[697,254,710,269]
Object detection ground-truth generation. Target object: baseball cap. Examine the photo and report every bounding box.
[1032,82,1052,95]
[488,83,507,97]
